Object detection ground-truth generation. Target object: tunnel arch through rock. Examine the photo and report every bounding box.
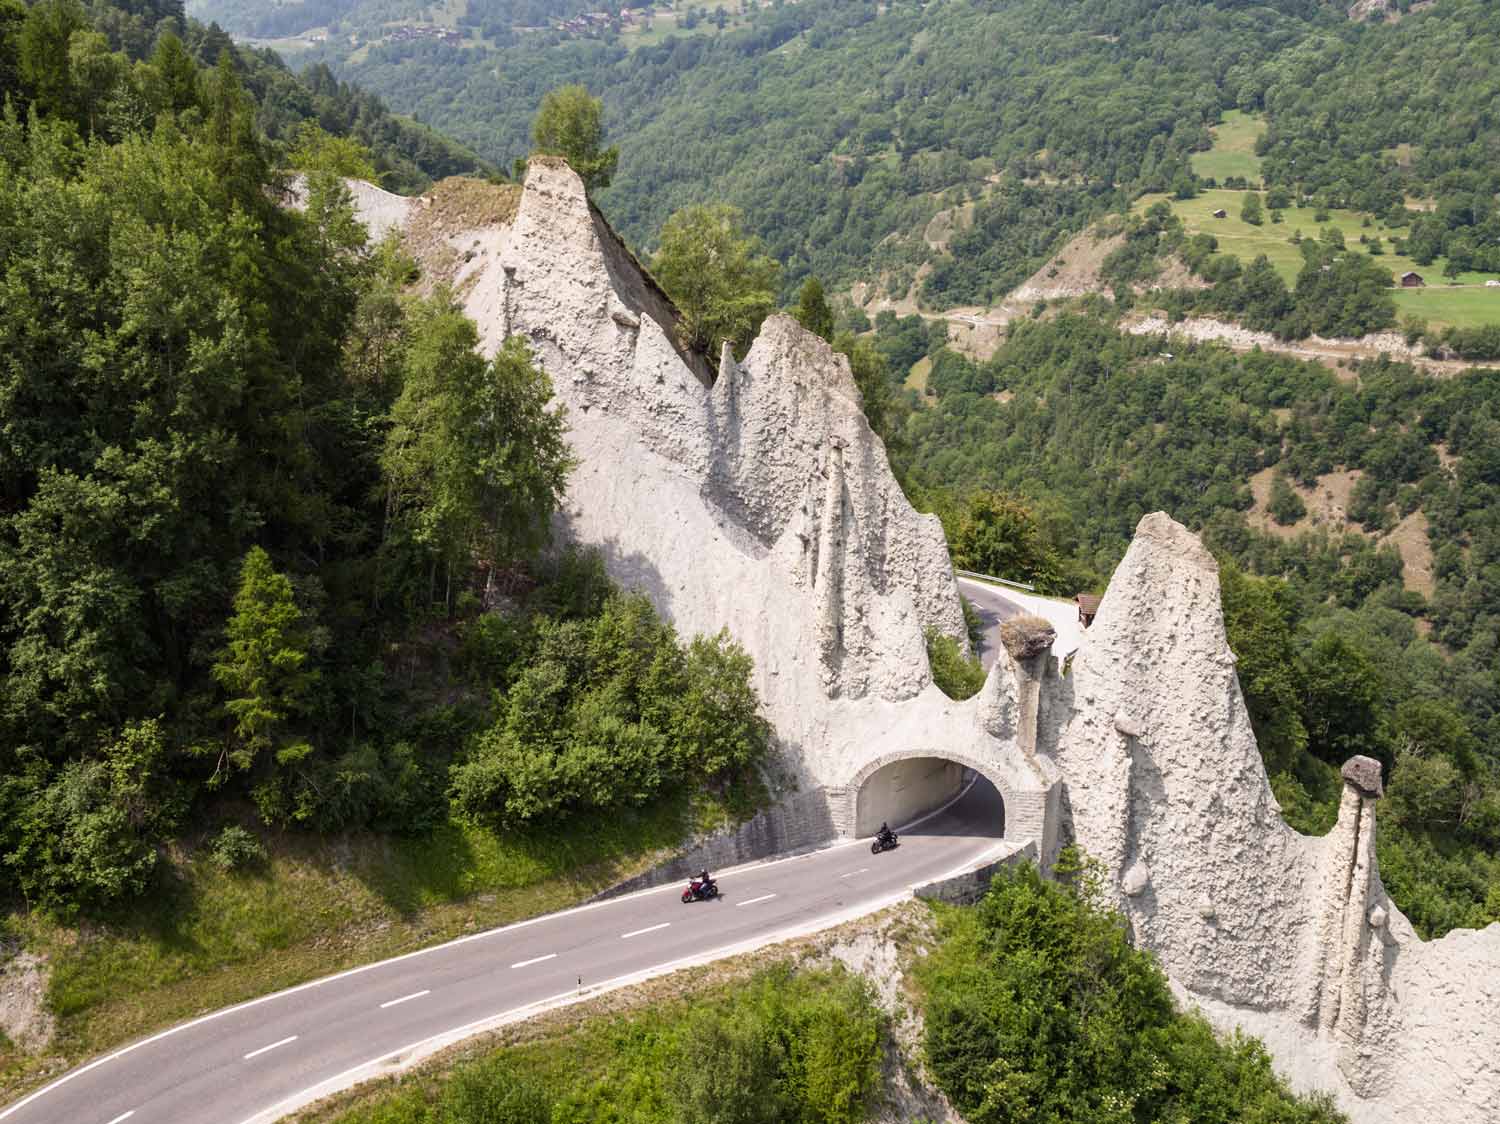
[848,748,1013,839]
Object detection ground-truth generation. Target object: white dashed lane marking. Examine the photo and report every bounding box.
[736,894,776,907]
[378,990,430,1009]
[839,868,870,879]
[620,923,671,939]
[104,1113,135,1124]
[511,954,558,969]
[243,1036,298,1061]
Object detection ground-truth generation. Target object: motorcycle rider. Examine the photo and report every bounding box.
[878,822,891,842]
[696,868,712,895]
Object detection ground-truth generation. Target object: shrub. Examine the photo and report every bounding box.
[208,825,266,873]
[926,629,986,700]
[918,857,1347,1124]
[439,1059,550,1123]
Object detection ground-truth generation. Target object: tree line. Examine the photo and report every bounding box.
[0,14,771,915]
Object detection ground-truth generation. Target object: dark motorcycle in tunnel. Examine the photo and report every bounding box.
[871,828,899,854]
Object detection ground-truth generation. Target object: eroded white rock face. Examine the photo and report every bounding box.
[347,162,1499,1124]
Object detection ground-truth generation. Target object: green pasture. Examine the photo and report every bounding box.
[1136,190,1500,329]
[1190,109,1264,183]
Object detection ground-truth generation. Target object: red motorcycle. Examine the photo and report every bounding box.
[681,877,719,903]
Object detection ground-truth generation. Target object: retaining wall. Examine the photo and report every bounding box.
[593,787,839,900]
[913,840,1036,905]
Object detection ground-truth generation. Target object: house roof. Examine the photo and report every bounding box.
[1076,594,1103,614]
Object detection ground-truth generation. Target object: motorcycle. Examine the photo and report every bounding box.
[681,877,719,903]
[871,829,899,854]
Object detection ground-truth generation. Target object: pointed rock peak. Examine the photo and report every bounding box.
[745,314,862,400]
[522,155,591,208]
[1132,511,1219,573]
[1078,511,1227,657]
[720,339,737,378]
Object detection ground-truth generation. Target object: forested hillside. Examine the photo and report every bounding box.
[304,0,1338,299]
[0,0,769,921]
[293,0,1498,335]
[873,311,1500,936]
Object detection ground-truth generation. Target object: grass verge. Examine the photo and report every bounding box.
[0,794,746,1103]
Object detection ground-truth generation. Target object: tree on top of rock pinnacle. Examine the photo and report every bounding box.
[530,84,618,193]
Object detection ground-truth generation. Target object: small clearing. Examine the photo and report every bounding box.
[1248,466,1365,537]
[1011,228,1125,302]
[1247,468,1435,595]
[1190,110,1265,183]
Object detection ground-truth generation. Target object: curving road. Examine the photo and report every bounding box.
[956,576,1082,669]
[0,782,1006,1124]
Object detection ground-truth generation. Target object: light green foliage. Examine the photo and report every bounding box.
[382,301,572,598]
[530,83,618,192]
[651,203,779,359]
[925,629,984,702]
[213,547,321,784]
[940,492,1067,594]
[207,825,267,873]
[450,587,770,828]
[286,120,378,180]
[917,858,1346,1124]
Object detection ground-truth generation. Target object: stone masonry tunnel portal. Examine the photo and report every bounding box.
[853,755,1007,839]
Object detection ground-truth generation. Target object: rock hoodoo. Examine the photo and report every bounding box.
[347,161,1498,1123]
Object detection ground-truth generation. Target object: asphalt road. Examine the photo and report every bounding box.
[0,782,1005,1124]
[956,576,1082,669]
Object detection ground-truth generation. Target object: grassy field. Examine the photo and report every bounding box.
[300,961,883,1123]
[1393,284,1500,331]
[905,354,932,394]
[1190,109,1264,183]
[620,0,755,48]
[0,795,747,1101]
[1136,189,1500,330]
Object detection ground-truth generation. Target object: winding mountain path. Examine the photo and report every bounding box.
[0,785,1005,1124]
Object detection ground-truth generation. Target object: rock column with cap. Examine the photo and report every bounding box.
[1305,754,1391,1089]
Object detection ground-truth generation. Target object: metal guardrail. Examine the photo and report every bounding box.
[953,568,1036,593]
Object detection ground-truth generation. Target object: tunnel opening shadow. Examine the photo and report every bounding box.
[855,758,1006,841]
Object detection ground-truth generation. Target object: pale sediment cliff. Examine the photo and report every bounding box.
[348,162,1498,1123]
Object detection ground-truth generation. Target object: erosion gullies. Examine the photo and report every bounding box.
[349,162,1499,1123]
[1061,515,1500,1120]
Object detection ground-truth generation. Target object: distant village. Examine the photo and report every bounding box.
[557,7,653,35]
[386,23,465,44]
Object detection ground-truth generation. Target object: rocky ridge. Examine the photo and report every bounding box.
[348,162,1499,1123]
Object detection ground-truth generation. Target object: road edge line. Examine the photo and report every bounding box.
[234,890,918,1124]
[0,830,861,1120]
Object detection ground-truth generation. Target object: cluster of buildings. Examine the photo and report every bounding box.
[387,24,464,44]
[557,8,651,34]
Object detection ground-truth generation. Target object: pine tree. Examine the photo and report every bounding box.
[793,277,834,341]
[212,547,319,779]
